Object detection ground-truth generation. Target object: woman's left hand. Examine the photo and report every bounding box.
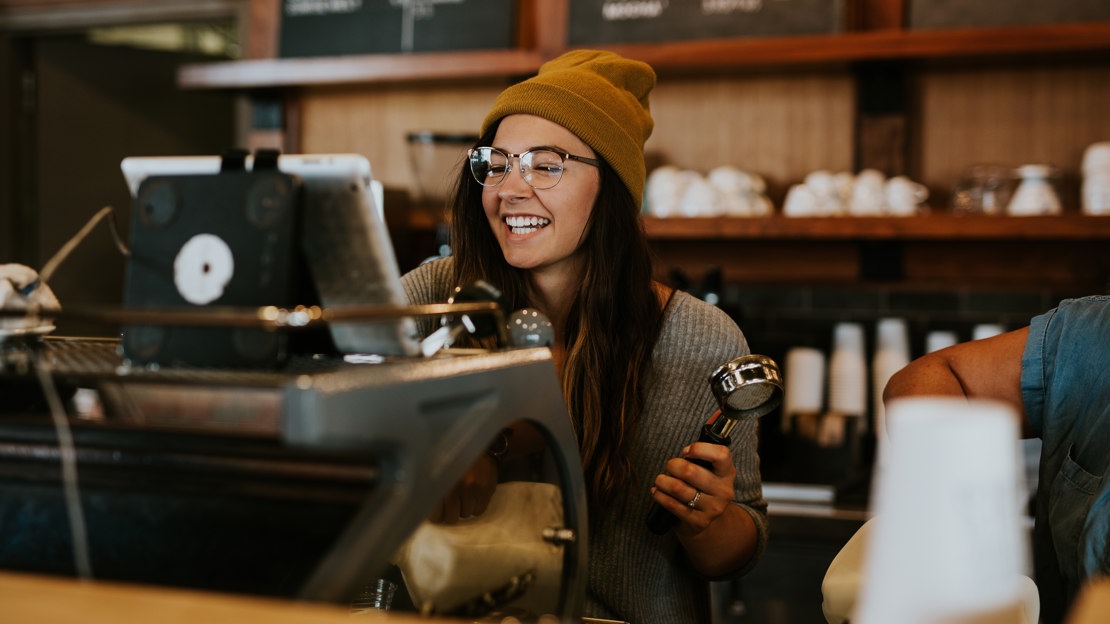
[650,441,736,535]
[650,441,759,576]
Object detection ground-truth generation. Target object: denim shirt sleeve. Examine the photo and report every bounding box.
[1020,295,1110,620]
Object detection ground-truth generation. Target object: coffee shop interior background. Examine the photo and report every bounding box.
[0,0,241,336]
[2,1,1110,623]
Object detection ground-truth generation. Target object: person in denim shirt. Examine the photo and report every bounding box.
[883,295,1110,624]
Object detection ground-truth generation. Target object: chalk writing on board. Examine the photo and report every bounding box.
[285,0,364,17]
[280,0,513,57]
[570,0,844,45]
[600,0,667,20]
[390,0,463,51]
[702,0,766,14]
[596,0,778,22]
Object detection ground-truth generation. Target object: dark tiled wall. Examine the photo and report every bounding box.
[693,282,1103,489]
[722,284,1093,363]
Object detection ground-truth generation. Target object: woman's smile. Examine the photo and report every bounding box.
[504,214,551,236]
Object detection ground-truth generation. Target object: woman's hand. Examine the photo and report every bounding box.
[650,441,759,577]
[430,454,499,524]
[650,441,736,534]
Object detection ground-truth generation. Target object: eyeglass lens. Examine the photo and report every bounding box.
[469,148,567,190]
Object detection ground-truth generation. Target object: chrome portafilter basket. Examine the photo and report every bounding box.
[709,353,784,422]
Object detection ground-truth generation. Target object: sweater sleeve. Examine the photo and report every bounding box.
[399,257,456,338]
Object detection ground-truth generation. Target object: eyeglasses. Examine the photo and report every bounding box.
[468,147,600,190]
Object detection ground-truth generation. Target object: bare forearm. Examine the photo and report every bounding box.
[882,328,1029,432]
[677,502,759,578]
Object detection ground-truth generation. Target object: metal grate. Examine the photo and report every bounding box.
[1,337,355,388]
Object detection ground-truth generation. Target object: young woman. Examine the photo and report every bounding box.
[400,49,767,624]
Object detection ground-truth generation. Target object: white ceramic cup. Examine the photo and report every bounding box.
[884,176,929,216]
[783,183,819,217]
[1007,165,1061,216]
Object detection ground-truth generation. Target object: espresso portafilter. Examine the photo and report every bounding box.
[647,354,783,534]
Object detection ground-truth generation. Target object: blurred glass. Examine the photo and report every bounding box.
[406,130,478,206]
[950,164,1015,216]
[351,578,398,615]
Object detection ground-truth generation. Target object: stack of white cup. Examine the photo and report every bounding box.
[783,347,827,433]
[828,323,867,422]
[871,318,910,465]
[973,323,1006,341]
[1081,141,1110,215]
[925,330,959,353]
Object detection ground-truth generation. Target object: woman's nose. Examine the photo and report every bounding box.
[498,162,534,198]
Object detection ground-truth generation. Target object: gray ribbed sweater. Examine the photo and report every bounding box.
[400,257,768,624]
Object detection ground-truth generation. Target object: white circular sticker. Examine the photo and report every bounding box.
[173,233,234,305]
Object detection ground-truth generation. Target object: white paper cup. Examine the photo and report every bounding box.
[926,330,959,353]
[973,324,1006,341]
[783,347,826,431]
[829,323,867,418]
[872,318,910,461]
[855,397,1029,624]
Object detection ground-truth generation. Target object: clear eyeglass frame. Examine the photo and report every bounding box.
[468,146,600,190]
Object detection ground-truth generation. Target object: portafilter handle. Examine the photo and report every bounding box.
[646,354,783,535]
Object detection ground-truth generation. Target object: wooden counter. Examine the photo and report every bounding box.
[0,570,449,624]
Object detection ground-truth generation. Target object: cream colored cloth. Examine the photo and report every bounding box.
[821,518,1041,624]
[393,481,564,616]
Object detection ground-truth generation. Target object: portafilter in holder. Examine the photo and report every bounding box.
[647,354,783,534]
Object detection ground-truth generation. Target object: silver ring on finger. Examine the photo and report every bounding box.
[687,490,701,510]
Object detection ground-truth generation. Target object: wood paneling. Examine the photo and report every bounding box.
[297,83,506,192]
[916,61,1110,206]
[244,0,278,60]
[648,72,856,195]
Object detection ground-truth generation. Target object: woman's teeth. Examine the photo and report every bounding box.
[506,215,550,234]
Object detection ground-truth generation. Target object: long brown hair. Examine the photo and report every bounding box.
[450,122,667,502]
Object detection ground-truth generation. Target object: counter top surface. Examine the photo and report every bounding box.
[0,570,454,624]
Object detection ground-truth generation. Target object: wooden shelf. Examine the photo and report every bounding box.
[178,48,547,89]
[605,22,1110,72]
[403,213,1110,241]
[643,214,1110,240]
[178,22,1110,89]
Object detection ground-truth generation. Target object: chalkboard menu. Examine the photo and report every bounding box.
[908,0,1110,29]
[568,0,847,45]
[280,0,515,58]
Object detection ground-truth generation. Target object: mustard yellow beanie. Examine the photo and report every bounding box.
[481,49,656,206]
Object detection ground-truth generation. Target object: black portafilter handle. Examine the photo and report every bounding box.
[447,279,510,345]
[646,354,783,535]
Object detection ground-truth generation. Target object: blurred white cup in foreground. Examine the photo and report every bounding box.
[855,397,1031,624]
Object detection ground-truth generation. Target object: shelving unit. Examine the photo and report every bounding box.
[177,22,1110,89]
[641,214,1110,240]
[170,0,1110,294]
[407,212,1110,240]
